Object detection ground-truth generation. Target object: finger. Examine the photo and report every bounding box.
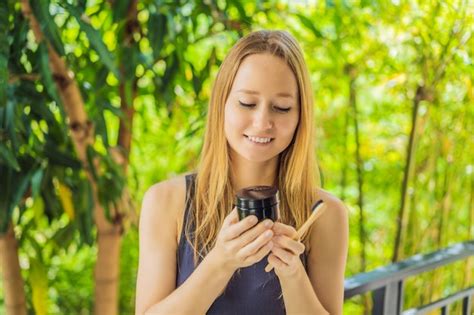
[272,235,305,255]
[237,228,273,257]
[267,254,286,269]
[244,240,273,265]
[265,263,273,272]
[270,246,294,265]
[272,222,298,238]
[222,215,258,241]
[222,208,239,227]
[237,219,273,247]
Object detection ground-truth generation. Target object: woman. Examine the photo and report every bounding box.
[135,30,348,315]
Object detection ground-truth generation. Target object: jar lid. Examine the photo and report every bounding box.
[235,186,279,209]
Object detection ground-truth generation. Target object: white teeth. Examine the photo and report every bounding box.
[247,136,272,143]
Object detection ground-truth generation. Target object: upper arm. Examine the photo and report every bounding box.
[135,178,184,315]
[307,194,349,315]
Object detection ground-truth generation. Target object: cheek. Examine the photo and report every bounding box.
[278,114,299,139]
[224,104,244,139]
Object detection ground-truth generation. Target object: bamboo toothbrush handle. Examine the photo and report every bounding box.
[265,201,326,273]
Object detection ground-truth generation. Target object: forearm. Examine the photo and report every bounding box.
[144,250,234,315]
[279,263,329,315]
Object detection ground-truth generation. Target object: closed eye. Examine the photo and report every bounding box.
[238,101,292,113]
[274,106,291,113]
[239,101,256,108]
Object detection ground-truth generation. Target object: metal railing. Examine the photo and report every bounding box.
[344,240,474,315]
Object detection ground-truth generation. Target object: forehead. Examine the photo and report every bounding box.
[231,53,298,98]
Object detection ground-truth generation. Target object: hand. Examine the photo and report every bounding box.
[266,222,305,278]
[210,208,274,273]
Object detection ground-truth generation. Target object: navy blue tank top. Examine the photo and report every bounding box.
[176,173,307,314]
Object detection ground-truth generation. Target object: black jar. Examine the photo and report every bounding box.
[235,186,280,222]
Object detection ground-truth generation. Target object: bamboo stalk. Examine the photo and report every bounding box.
[20,1,124,314]
[0,224,27,315]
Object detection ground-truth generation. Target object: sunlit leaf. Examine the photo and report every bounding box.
[31,196,45,226]
[30,0,65,56]
[29,258,49,315]
[64,3,120,78]
[56,180,75,220]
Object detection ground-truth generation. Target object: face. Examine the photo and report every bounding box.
[224,53,300,163]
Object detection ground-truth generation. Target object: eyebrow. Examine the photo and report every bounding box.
[236,89,295,99]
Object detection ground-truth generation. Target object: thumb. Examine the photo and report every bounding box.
[223,207,239,227]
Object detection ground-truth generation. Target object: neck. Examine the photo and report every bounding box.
[229,152,279,192]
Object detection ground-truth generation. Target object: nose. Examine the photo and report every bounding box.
[252,105,274,130]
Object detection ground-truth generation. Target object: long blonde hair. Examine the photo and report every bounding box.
[187,30,320,264]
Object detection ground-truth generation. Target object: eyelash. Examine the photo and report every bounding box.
[238,101,291,113]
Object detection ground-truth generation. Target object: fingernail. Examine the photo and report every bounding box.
[265,220,273,228]
[265,230,273,237]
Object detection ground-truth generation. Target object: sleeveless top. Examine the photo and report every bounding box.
[176,173,308,315]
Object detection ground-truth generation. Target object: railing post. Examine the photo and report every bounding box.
[372,280,404,315]
[462,295,472,315]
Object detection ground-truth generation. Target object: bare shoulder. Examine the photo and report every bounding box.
[308,188,349,251]
[315,188,349,223]
[140,174,188,244]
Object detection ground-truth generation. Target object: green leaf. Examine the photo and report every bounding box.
[0,143,20,171]
[102,101,124,118]
[44,141,82,169]
[229,0,251,26]
[325,0,335,8]
[86,145,98,181]
[161,52,179,93]
[148,12,167,61]
[122,45,137,79]
[38,42,62,106]
[9,11,29,74]
[295,13,324,39]
[30,0,65,56]
[75,179,94,246]
[190,63,202,96]
[0,166,12,233]
[51,222,75,249]
[4,96,17,150]
[112,0,130,22]
[0,4,8,107]
[95,110,109,147]
[2,164,37,232]
[31,168,44,198]
[63,3,120,79]
[41,183,61,222]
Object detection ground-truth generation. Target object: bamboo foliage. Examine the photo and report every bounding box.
[2,0,253,314]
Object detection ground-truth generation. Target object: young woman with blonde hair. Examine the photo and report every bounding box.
[135,30,348,315]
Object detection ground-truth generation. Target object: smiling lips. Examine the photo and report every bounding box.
[245,135,274,144]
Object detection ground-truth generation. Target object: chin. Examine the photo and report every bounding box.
[235,148,280,163]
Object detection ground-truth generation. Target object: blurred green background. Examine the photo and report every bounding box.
[1,0,473,314]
